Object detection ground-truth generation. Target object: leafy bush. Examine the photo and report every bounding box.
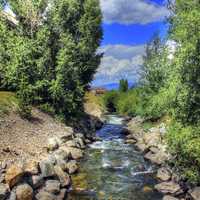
[38,103,55,116]
[102,91,119,112]
[166,122,200,184]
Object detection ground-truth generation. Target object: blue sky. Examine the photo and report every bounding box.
[93,0,170,86]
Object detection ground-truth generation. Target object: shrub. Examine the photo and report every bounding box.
[102,91,119,112]
[166,121,200,184]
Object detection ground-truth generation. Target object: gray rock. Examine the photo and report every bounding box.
[144,131,161,149]
[60,131,73,143]
[65,140,77,148]
[74,138,86,149]
[35,191,56,200]
[60,147,83,160]
[144,151,169,165]
[0,184,9,200]
[125,139,137,144]
[31,175,44,189]
[163,195,179,200]
[54,166,70,187]
[75,133,84,139]
[66,160,78,174]
[56,189,67,200]
[45,180,60,194]
[155,181,183,195]
[157,167,171,181]
[39,160,55,178]
[189,187,200,200]
[8,191,16,200]
[47,138,59,151]
[16,183,33,200]
[54,149,69,162]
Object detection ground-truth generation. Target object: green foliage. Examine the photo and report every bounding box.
[166,121,200,184]
[119,79,128,92]
[0,0,102,119]
[102,91,119,112]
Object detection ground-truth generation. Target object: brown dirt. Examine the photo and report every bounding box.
[0,108,72,165]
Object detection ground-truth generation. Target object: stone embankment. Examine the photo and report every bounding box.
[125,117,200,200]
[0,121,102,200]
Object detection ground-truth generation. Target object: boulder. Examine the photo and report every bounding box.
[47,138,59,151]
[75,133,84,139]
[5,165,24,188]
[24,160,39,175]
[66,160,78,174]
[155,181,183,195]
[75,138,86,149]
[30,175,44,189]
[35,191,56,200]
[56,189,67,200]
[39,160,55,178]
[54,149,69,162]
[59,131,73,143]
[144,131,161,149]
[0,184,9,200]
[65,140,77,148]
[144,151,169,165]
[60,147,83,160]
[9,191,17,200]
[16,184,33,200]
[125,139,137,144]
[45,180,60,194]
[135,141,147,152]
[54,166,70,188]
[157,168,171,181]
[189,187,200,200]
[163,195,179,200]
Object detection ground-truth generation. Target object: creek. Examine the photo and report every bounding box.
[69,115,163,200]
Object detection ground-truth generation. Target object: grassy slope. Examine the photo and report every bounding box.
[0,92,18,117]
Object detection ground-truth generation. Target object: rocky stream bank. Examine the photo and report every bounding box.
[0,115,103,200]
[125,116,200,200]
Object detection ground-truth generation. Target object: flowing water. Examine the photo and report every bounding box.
[69,115,163,200]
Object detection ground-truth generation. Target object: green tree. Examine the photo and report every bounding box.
[119,79,128,92]
[0,0,102,119]
[169,0,200,124]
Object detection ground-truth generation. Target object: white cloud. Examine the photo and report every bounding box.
[100,0,170,25]
[93,44,145,86]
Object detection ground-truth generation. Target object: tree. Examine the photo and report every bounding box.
[0,0,102,119]
[169,0,200,124]
[119,79,128,92]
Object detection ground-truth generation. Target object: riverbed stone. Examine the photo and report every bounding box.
[57,188,68,200]
[60,147,83,160]
[144,150,169,165]
[163,195,179,200]
[135,140,147,152]
[189,187,200,200]
[30,175,44,189]
[24,160,39,175]
[16,183,33,200]
[155,181,183,195]
[35,191,56,200]
[39,160,55,178]
[47,138,59,151]
[0,183,9,199]
[66,160,78,174]
[5,164,24,188]
[157,167,171,181]
[144,131,161,149]
[74,138,86,149]
[125,139,137,144]
[45,180,60,194]
[54,166,70,187]
[65,140,77,148]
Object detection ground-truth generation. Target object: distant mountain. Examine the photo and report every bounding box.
[98,82,136,91]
